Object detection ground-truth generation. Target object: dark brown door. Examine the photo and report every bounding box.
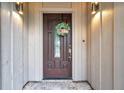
[43,13,72,79]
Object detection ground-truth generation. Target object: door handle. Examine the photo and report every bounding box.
[68,48,71,54]
[68,48,72,62]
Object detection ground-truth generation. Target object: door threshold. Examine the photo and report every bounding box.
[43,78,72,80]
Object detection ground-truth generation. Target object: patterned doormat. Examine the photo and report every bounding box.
[23,80,92,90]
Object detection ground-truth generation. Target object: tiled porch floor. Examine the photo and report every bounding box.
[23,80,92,90]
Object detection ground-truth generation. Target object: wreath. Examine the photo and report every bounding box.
[55,22,71,36]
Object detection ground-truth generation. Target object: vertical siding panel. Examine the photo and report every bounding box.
[1,2,12,89]
[12,6,24,89]
[91,11,101,89]
[28,3,35,80]
[34,3,40,80]
[101,3,113,89]
[114,3,124,89]
[28,3,42,81]
[23,3,29,85]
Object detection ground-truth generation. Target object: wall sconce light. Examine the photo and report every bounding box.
[15,2,23,15]
[91,2,99,15]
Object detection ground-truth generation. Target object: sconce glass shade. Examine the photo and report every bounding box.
[91,2,99,15]
[19,10,23,15]
[91,11,96,15]
[15,2,23,15]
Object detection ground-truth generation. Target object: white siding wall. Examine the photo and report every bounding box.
[0,3,28,89]
[2,2,124,90]
[114,3,124,90]
[88,2,124,90]
[87,3,114,90]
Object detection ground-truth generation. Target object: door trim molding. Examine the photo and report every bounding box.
[28,3,87,81]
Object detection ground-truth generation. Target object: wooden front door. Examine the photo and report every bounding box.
[43,13,72,79]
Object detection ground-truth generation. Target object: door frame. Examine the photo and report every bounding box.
[40,8,75,80]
